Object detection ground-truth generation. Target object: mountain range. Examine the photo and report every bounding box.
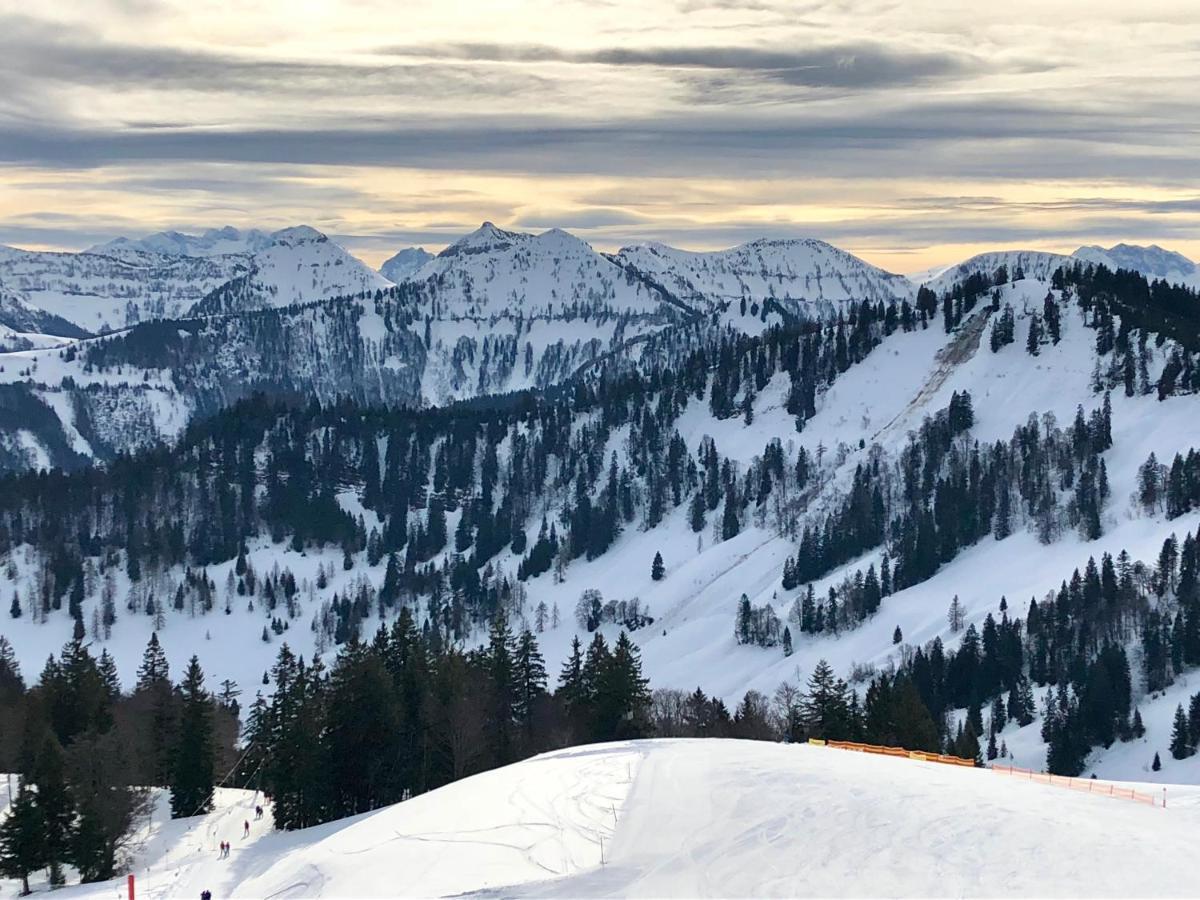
[0,223,1196,470]
[2,220,1200,786]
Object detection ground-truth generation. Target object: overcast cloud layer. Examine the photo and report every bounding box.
[1,0,1198,271]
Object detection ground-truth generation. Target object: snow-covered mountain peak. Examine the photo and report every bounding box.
[268,224,328,248]
[403,223,667,317]
[441,221,529,257]
[533,227,590,251]
[189,225,392,315]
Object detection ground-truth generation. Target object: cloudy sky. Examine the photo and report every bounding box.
[1,0,1198,272]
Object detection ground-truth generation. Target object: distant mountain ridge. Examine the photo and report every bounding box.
[1073,243,1198,287]
[379,247,433,282]
[87,225,276,259]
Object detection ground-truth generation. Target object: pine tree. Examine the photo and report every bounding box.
[1152,752,1161,771]
[782,626,793,657]
[67,730,151,882]
[960,720,983,766]
[558,636,585,712]
[0,781,46,896]
[30,731,74,883]
[170,656,215,818]
[1170,704,1192,759]
[485,607,517,763]
[513,629,548,732]
[323,642,401,817]
[1025,313,1042,356]
[721,487,740,541]
[595,632,651,740]
[947,595,964,632]
[801,659,852,740]
[893,625,903,645]
[688,490,706,533]
[136,632,169,688]
[651,551,665,581]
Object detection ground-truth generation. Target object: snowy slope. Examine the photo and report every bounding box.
[1073,243,1200,289]
[87,226,275,260]
[0,285,89,340]
[0,324,74,353]
[15,741,1200,899]
[919,250,1071,295]
[379,247,434,282]
[616,238,913,316]
[0,781,270,898]
[0,246,245,333]
[6,276,1199,779]
[405,223,669,318]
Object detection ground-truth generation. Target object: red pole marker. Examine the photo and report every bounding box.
[128,873,136,900]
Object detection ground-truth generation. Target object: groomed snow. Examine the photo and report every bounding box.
[9,740,1199,898]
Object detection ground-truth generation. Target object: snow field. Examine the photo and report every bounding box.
[10,740,1199,898]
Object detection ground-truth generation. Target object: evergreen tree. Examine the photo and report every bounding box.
[801,659,853,740]
[323,641,401,817]
[136,632,169,688]
[721,487,740,541]
[170,656,215,818]
[688,490,706,533]
[651,551,665,581]
[30,731,74,884]
[595,632,651,740]
[484,608,517,764]
[1170,704,1192,759]
[0,781,46,896]
[1025,314,1042,356]
[558,636,585,712]
[513,629,548,733]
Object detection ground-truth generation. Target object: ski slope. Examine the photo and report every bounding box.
[10,740,1200,898]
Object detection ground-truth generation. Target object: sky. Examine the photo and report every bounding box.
[1,0,1199,273]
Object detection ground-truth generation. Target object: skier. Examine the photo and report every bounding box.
[243,819,250,838]
[255,804,263,820]
[201,890,211,900]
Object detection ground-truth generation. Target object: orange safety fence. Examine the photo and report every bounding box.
[990,763,1160,807]
[811,738,977,768]
[809,739,1163,809]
